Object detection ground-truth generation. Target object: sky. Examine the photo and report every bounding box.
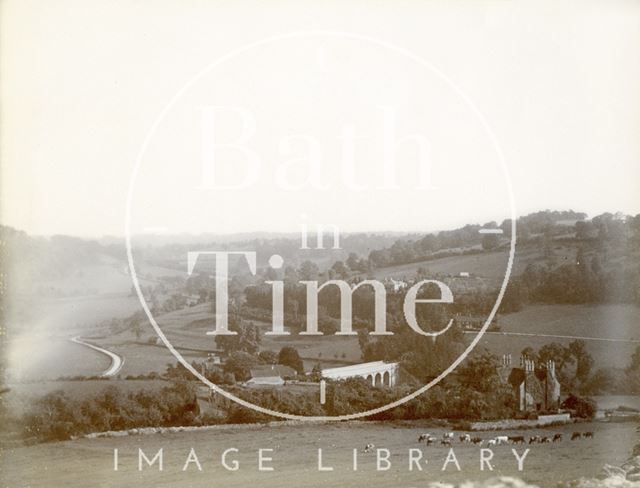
[1,0,639,237]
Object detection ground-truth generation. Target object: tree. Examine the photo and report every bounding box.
[131,319,143,341]
[284,265,299,285]
[258,350,278,365]
[537,343,573,372]
[625,345,640,394]
[264,267,278,281]
[561,394,596,419]
[278,346,304,374]
[298,260,319,281]
[452,350,517,419]
[568,339,593,386]
[576,247,589,276]
[481,233,499,251]
[223,352,258,382]
[330,260,349,279]
[215,322,261,355]
[457,350,501,393]
[310,363,322,382]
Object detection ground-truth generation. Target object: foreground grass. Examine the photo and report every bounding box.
[1,420,635,488]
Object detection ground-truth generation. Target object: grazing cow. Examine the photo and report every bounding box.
[509,436,525,444]
[441,438,452,446]
[487,439,497,446]
[418,434,431,443]
[571,432,582,441]
[583,432,594,439]
[495,436,509,445]
[426,436,437,446]
[552,434,562,442]
[471,437,483,445]
[442,432,454,440]
[540,436,551,443]
[364,443,375,453]
[529,436,540,444]
[459,434,471,443]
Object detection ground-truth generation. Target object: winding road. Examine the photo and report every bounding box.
[70,336,125,377]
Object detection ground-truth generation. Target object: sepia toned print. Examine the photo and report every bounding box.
[1,1,639,487]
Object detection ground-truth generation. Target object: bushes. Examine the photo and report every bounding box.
[561,394,597,419]
[22,383,199,442]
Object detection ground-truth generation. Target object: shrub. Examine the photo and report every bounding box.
[21,383,200,442]
[561,394,596,419]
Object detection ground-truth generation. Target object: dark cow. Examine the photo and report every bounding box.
[552,434,562,442]
[583,432,594,439]
[509,436,525,444]
[471,437,483,445]
[571,432,582,440]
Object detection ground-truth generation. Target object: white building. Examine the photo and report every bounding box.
[245,364,297,386]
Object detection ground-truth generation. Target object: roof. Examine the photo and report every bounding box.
[245,376,285,386]
[249,364,297,379]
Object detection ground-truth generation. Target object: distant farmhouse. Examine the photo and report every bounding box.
[321,361,399,387]
[245,364,297,386]
[497,354,561,411]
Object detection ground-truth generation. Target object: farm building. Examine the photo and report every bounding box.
[245,364,297,386]
[321,361,399,387]
[497,354,561,411]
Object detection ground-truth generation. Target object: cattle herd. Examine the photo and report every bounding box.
[361,430,595,452]
[408,431,595,447]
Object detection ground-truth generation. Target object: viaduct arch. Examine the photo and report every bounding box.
[321,361,399,387]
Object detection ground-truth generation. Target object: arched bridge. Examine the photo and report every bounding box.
[321,361,398,387]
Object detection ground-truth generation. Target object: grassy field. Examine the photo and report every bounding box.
[92,302,363,376]
[1,420,636,487]
[369,243,579,282]
[5,293,144,382]
[89,301,640,378]
[474,304,640,369]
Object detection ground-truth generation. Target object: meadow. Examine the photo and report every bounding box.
[476,304,640,369]
[1,420,636,488]
[368,243,578,283]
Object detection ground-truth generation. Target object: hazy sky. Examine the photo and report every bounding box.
[1,0,639,237]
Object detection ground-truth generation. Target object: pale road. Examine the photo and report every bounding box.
[69,336,124,377]
[464,330,640,343]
